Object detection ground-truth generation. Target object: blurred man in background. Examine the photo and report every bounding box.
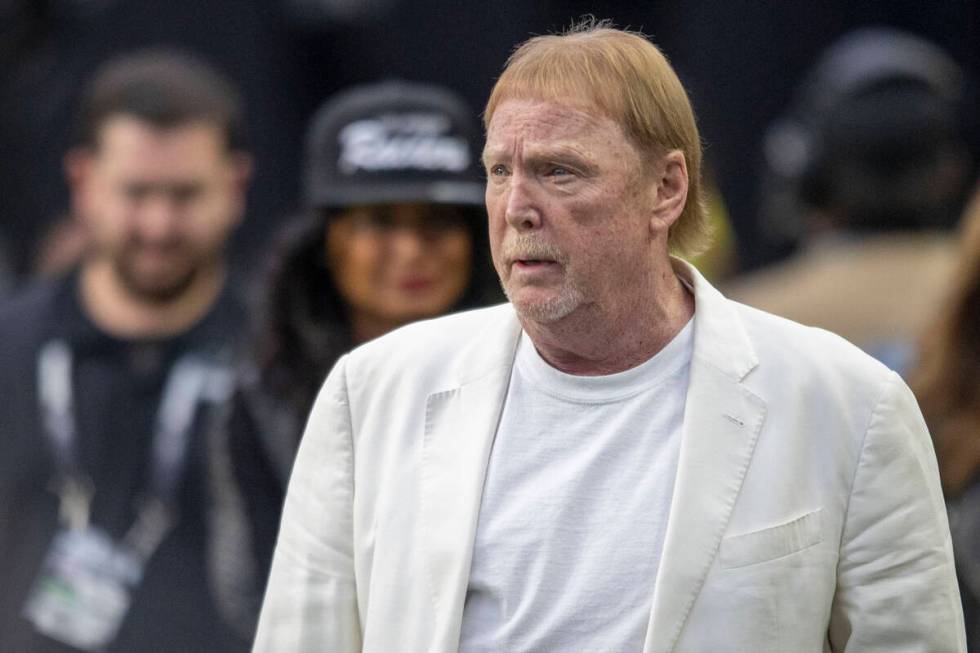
[725,28,976,374]
[0,51,252,652]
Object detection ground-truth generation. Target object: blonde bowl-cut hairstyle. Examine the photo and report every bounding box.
[484,19,710,257]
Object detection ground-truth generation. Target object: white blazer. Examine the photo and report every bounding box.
[254,261,965,652]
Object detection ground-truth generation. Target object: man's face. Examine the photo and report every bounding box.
[483,99,656,323]
[70,115,249,302]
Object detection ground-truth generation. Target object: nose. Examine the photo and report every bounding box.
[388,225,426,261]
[503,176,541,232]
[137,194,181,241]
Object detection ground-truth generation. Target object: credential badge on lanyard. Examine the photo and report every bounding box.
[23,339,213,651]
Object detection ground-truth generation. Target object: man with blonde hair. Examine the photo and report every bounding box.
[255,21,964,652]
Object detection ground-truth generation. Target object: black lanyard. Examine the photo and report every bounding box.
[36,339,223,559]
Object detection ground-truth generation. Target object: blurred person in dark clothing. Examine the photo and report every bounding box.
[206,81,501,639]
[911,184,980,650]
[725,28,976,374]
[0,50,252,652]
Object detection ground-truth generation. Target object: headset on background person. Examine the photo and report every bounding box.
[758,27,976,250]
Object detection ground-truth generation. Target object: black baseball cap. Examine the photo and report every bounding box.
[304,80,485,209]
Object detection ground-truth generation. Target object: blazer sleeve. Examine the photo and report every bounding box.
[253,355,362,652]
[828,371,966,652]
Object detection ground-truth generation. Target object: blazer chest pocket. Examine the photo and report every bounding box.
[719,509,823,569]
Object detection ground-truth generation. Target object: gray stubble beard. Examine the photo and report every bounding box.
[496,232,586,323]
[500,271,585,324]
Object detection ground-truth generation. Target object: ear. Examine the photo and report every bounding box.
[225,152,254,226]
[228,152,254,189]
[648,150,688,236]
[63,146,96,223]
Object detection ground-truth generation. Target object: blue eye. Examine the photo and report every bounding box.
[489,164,508,177]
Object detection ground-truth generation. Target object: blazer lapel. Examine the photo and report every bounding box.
[419,309,521,652]
[417,263,765,652]
[643,261,768,653]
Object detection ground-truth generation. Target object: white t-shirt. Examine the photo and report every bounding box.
[458,318,694,652]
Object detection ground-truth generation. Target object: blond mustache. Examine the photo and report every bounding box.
[501,234,566,264]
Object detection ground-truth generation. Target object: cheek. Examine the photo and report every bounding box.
[87,181,126,222]
[484,213,503,258]
[190,210,239,249]
[326,225,382,306]
[487,230,508,279]
[336,239,384,295]
[436,233,473,291]
[188,188,240,240]
[485,185,507,226]
[85,199,132,246]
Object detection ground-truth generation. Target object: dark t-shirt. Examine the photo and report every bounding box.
[0,271,249,652]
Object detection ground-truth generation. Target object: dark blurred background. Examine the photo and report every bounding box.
[1,0,977,284]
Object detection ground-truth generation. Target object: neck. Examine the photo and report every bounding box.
[521,261,694,376]
[350,312,404,346]
[79,258,226,339]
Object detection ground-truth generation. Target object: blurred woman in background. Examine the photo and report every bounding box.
[911,184,980,648]
[208,81,500,638]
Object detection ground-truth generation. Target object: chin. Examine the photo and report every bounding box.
[507,288,582,323]
[115,250,213,303]
[396,289,464,318]
[415,305,460,323]
[120,268,198,303]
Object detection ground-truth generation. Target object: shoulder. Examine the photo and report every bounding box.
[734,298,880,363]
[192,274,251,353]
[684,257,889,392]
[729,298,896,413]
[0,277,60,345]
[0,279,61,455]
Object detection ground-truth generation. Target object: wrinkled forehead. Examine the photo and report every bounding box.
[483,98,628,155]
[486,91,658,169]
